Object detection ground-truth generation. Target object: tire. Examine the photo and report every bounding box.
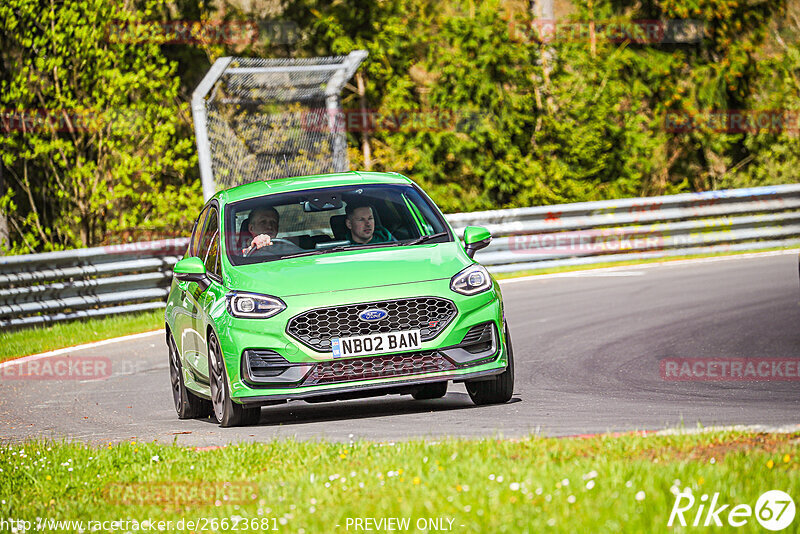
[208,333,261,427]
[465,321,515,405]
[168,334,211,419]
[412,381,448,400]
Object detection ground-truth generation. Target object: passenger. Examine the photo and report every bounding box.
[344,203,396,244]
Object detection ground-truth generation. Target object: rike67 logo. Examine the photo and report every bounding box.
[669,489,795,531]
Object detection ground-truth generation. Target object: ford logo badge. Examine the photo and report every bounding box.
[359,308,388,322]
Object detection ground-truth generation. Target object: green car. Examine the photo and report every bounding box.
[165,171,514,426]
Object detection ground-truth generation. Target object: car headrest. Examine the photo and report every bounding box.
[330,214,347,240]
[237,216,251,249]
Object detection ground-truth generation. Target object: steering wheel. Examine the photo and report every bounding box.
[242,238,296,257]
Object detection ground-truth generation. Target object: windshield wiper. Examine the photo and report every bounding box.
[279,245,351,259]
[400,232,449,246]
[280,243,386,259]
[276,233,448,259]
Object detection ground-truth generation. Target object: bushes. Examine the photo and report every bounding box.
[1,0,797,252]
[0,0,200,254]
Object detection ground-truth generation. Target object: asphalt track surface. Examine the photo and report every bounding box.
[2,252,799,445]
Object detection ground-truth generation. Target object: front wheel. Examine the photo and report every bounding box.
[168,334,211,419]
[465,321,515,405]
[208,333,261,427]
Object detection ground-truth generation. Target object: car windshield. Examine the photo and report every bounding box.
[225,183,452,265]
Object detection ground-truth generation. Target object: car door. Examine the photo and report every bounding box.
[173,206,210,364]
[190,205,224,382]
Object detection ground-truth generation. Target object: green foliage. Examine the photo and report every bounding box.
[607,0,794,192]
[1,0,797,252]
[382,1,544,211]
[2,432,799,532]
[0,0,201,253]
[719,17,800,189]
[276,0,797,212]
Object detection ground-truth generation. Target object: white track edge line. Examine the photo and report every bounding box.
[0,329,165,368]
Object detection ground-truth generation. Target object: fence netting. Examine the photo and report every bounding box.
[196,53,367,193]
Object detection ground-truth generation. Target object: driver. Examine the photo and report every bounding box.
[242,207,301,256]
[244,207,279,253]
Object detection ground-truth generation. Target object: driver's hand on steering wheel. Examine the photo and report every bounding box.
[251,233,273,249]
[242,233,272,256]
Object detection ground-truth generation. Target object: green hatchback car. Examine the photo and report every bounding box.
[165,171,514,426]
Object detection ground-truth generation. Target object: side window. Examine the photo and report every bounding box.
[403,192,438,236]
[207,230,220,278]
[190,206,210,257]
[198,207,220,277]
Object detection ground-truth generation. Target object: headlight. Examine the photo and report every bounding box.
[226,292,286,319]
[450,264,492,296]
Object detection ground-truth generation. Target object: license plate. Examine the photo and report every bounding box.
[331,330,422,358]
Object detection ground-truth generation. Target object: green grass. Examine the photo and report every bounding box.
[0,309,164,362]
[1,431,797,532]
[493,245,800,279]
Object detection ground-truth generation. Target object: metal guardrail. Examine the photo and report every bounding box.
[0,240,187,328]
[455,184,800,272]
[2,184,799,328]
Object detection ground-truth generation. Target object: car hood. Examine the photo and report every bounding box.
[225,242,471,297]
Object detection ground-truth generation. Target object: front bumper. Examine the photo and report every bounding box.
[213,277,508,403]
[238,366,505,405]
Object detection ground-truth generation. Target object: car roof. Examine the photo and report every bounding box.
[213,171,414,205]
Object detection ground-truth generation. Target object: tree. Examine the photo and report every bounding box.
[607,0,789,191]
[0,0,201,253]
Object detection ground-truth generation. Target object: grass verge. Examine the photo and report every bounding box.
[1,431,797,532]
[0,309,164,362]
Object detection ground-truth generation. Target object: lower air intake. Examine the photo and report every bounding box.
[303,351,455,385]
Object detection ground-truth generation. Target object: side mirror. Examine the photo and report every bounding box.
[463,226,492,259]
[174,257,210,291]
